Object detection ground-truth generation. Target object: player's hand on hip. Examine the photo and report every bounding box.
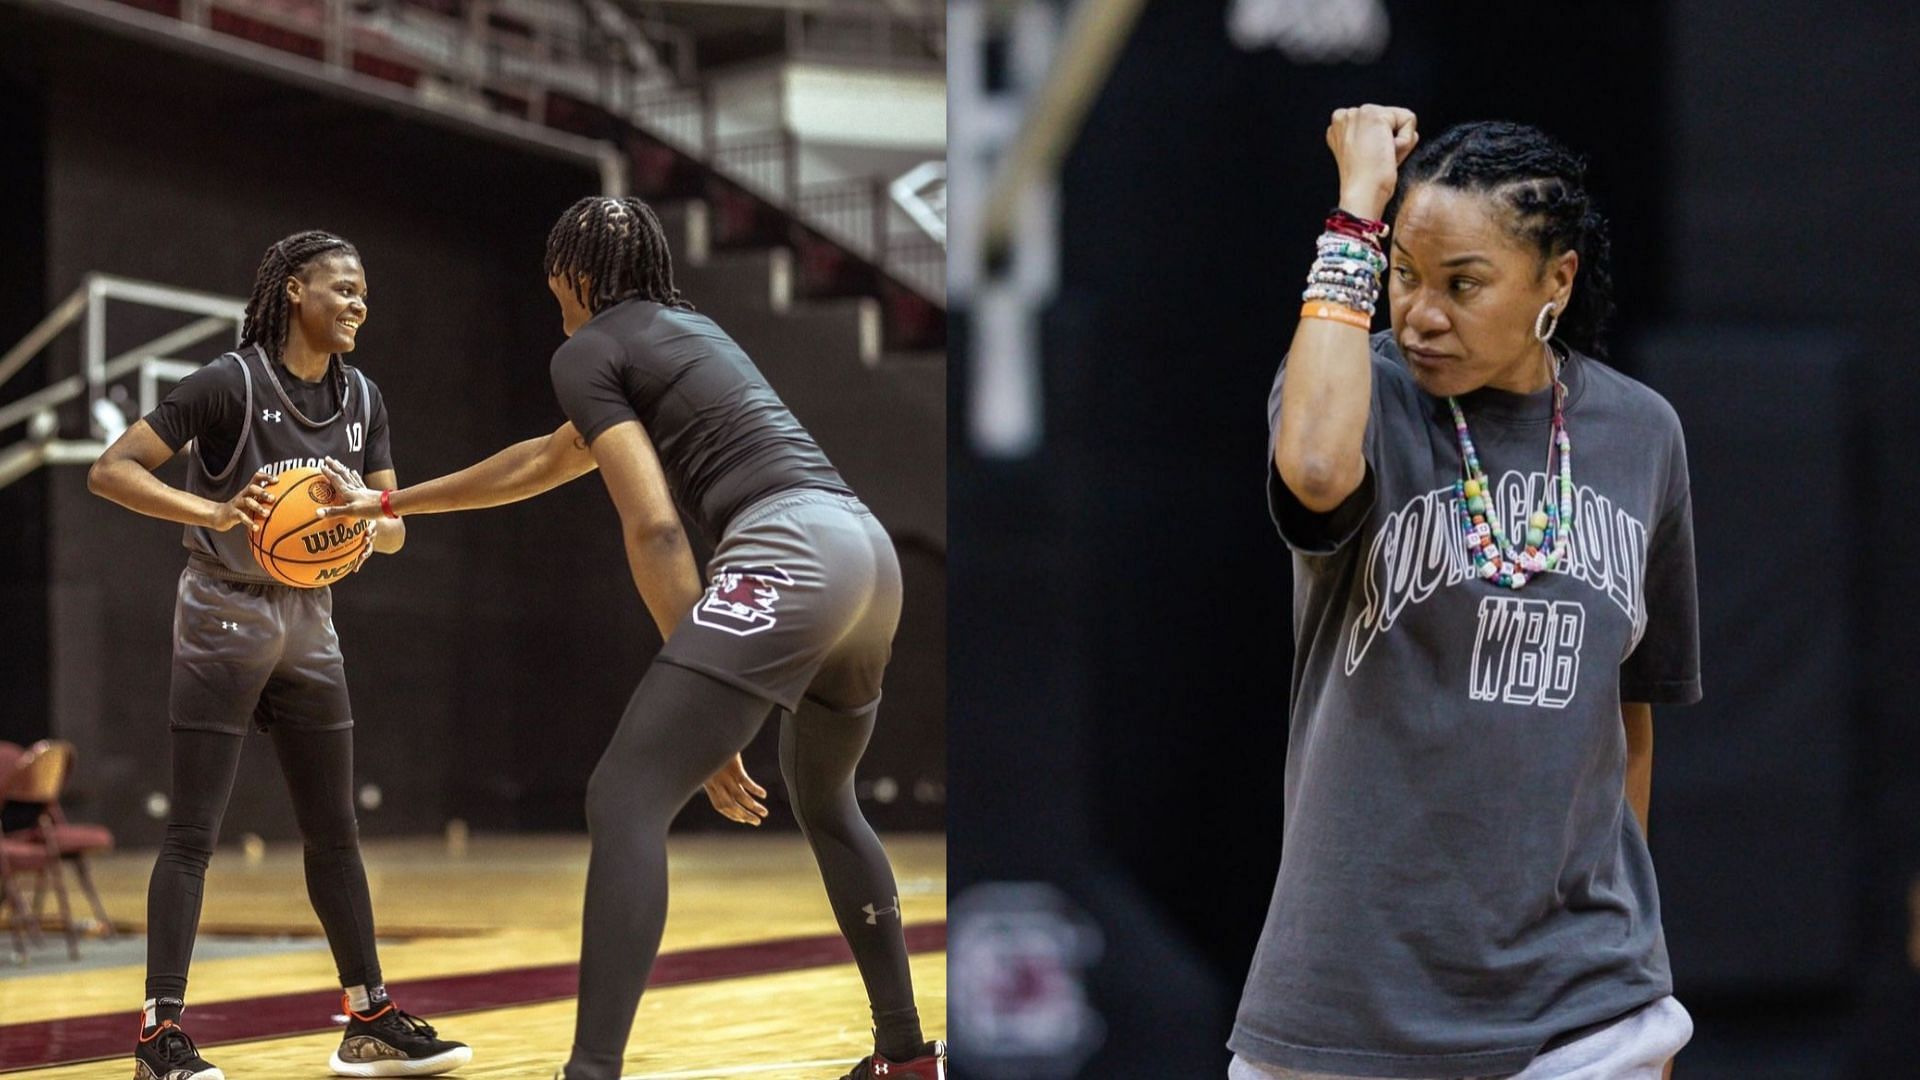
[1326,104,1418,219]
[702,753,769,827]
[315,457,382,520]
[211,468,273,532]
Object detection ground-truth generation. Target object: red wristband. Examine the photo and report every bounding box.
[1326,207,1389,242]
[379,490,399,519]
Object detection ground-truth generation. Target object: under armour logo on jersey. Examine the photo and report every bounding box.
[261,409,283,422]
[218,620,239,631]
[862,896,900,925]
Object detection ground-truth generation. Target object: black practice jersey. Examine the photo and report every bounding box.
[144,345,390,583]
[549,298,851,538]
[147,350,392,477]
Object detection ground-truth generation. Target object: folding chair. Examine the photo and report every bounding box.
[0,740,82,960]
[0,830,50,963]
[19,740,118,937]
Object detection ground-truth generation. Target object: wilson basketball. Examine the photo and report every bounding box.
[250,467,372,588]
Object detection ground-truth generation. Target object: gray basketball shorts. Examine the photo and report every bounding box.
[1226,996,1693,1080]
[169,566,353,734]
[657,490,902,715]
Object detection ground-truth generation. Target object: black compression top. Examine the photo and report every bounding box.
[548,298,851,539]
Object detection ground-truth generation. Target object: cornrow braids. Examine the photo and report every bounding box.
[240,230,360,361]
[1391,121,1615,359]
[543,196,692,313]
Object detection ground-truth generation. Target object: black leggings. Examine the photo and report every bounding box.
[565,662,917,1080]
[146,726,381,1001]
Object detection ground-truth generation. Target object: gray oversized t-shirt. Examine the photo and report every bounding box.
[1231,333,1700,1078]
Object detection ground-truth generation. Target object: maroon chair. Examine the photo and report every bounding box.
[0,827,50,962]
[0,740,40,960]
[19,741,118,938]
[0,740,82,960]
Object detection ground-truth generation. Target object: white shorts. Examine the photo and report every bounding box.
[1227,996,1694,1080]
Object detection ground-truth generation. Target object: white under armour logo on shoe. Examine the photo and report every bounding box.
[262,409,282,421]
[218,620,239,631]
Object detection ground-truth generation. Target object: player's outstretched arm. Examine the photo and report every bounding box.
[363,469,406,553]
[317,421,596,520]
[87,419,271,533]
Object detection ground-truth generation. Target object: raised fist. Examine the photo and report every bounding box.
[1325,104,1419,220]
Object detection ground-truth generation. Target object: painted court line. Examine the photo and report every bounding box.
[0,922,946,1073]
[626,1059,853,1078]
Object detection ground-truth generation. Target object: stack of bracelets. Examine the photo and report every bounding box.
[1301,208,1390,330]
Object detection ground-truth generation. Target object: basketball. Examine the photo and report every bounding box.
[249,467,371,588]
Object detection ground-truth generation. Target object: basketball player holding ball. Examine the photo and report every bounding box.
[317,197,944,1080]
[88,231,470,1080]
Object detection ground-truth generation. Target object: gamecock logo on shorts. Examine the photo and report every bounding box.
[692,565,796,637]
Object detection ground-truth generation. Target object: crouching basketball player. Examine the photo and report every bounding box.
[317,197,945,1080]
[89,231,471,1080]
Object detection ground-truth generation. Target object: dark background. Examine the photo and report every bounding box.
[0,6,945,845]
[951,1,1920,1076]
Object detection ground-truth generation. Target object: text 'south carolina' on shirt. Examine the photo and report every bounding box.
[1231,332,1701,1079]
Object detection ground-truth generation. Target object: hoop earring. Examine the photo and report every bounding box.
[1534,302,1560,343]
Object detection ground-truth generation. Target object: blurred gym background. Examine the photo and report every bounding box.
[0,0,945,1063]
[948,1,1920,1077]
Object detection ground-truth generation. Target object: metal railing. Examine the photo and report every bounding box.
[682,126,946,302]
[885,235,945,301]
[783,4,946,67]
[0,275,245,489]
[715,131,798,203]
[80,0,948,306]
[630,86,706,154]
[798,176,890,255]
[170,0,658,120]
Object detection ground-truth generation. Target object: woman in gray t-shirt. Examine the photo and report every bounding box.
[1233,108,1701,1079]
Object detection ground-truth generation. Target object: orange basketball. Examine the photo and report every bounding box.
[249,466,372,588]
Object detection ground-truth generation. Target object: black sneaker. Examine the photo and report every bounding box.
[839,1039,947,1079]
[327,995,472,1077]
[133,1020,225,1080]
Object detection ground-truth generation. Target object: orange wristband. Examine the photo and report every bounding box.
[1299,301,1372,329]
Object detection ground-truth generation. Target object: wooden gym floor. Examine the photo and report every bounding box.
[0,832,946,1078]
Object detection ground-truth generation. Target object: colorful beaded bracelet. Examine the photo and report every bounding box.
[1316,241,1387,270]
[1302,286,1376,314]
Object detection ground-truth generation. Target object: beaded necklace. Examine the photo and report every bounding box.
[1448,346,1574,590]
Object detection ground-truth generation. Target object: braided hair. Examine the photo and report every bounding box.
[543,196,692,313]
[240,230,361,361]
[1392,122,1615,359]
